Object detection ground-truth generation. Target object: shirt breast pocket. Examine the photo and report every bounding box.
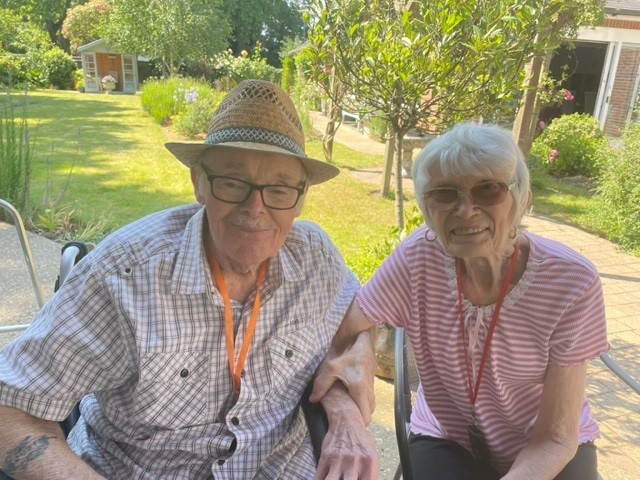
[134,351,211,428]
[267,328,322,405]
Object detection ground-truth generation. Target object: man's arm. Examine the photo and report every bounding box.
[314,383,379,480]
[502,363,587,480]
[0,406,105,480]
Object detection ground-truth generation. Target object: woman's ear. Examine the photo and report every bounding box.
[191,168,206,205]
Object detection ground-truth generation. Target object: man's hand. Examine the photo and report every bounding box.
[310,330,378,424]
[315,383,379,480]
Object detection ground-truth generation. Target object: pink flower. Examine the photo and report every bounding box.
[549,149,558,163]
[538,120,546,130]
[563,90,574,101]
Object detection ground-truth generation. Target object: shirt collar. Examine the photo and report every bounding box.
[171,207,306,295]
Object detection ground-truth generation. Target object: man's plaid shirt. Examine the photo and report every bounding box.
[0,205,359,479]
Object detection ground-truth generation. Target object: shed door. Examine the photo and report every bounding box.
[122,55,136,93]
[83,52,100,92]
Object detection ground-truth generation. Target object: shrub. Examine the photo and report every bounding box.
[73,68,85,91]
[173,90,226,138]
[43,47,76,90]
[531,113,608,178]
[140,77,214,125]
[281,56,295,93]
[211,44,281,84]
[0,54,27,86]
[349,206,424,282]
[592,121,640,253]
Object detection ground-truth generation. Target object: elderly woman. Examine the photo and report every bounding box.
[315,123,609,479]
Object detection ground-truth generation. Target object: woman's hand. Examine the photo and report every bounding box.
[310,329,378,424]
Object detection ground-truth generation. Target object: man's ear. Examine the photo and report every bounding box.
[191,168,206,205]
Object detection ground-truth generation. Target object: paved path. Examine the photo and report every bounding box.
[311,111,640,479]
[1,114,638,479]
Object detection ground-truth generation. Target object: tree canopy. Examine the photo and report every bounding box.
[224,0,307,67]
[105,0,232,75]
[61,0,110,52]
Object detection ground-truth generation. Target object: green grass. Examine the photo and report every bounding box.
[24,90,193,232]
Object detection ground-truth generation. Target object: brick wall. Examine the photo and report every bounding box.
[604,45,640,136]
[604,18,640,30]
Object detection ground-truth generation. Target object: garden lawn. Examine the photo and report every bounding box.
[22,90,401,266]
[24,90,193,231]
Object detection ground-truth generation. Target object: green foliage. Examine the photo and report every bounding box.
[211,44,281,84]
[223,0,306,67]
[42,47,76,89]
[281,56,295,93]
[72,68,84,91]
[106,0,231,75]
[349,206,424,282]
[140,76,219,126]
[0,54,26,86]
[591,122,640,253]
[174,90,226,138]
[61,0,110,52]
[0,90,31,216]
[531,113,608,177]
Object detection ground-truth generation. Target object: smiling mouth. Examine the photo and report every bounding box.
[451,227,488,235]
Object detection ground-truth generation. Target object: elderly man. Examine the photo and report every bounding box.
[0,80,377,479]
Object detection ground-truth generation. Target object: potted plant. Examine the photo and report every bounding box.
[101,75,117,93]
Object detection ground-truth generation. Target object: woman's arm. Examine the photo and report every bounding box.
[0,406,106,480]
[502,362,587,480]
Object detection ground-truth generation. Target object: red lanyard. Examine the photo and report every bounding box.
[456,243,520,407]
[211,257,268,395]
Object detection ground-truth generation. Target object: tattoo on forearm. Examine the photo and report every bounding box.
[3,435,56,475]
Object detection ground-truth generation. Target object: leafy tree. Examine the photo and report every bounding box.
[0,0,84,51]
[223,0,306,67]
[61,0,110,52]
[306,0,604,227]
[105,0,231,75]
[307,0,544,227]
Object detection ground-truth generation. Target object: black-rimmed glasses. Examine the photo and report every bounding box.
[424,181,517,211]
[206,175,306,210]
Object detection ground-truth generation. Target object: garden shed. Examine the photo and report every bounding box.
[77,39,140,94]
[544,0,640,136]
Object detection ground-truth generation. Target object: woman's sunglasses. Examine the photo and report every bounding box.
[424,181,517,211]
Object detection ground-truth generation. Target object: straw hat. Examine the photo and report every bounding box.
[165,79,339,185]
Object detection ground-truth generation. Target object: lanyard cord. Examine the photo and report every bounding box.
[211,257,268,395]
[456,242,520,408]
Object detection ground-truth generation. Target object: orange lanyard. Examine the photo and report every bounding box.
[211,257,268,395]
[456,242,520,407]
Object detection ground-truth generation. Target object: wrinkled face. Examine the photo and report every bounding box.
[426,167,515,259]
[192,147,306,270]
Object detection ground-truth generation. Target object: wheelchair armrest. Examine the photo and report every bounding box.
[302,380,329,464]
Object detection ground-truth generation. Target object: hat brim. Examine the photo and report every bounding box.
[165,141,340,186]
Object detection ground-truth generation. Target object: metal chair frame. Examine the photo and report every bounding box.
[393,326,640,480]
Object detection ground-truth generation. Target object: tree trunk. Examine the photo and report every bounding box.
[524,52,553,154]
[323,94,342,162]
[394,132,405,228]
[380,134,394,197]
[512,53,545,159]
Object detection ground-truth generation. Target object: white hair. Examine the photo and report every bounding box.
[412,122,531,229]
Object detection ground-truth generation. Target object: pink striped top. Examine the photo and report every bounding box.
[357,227,609,473]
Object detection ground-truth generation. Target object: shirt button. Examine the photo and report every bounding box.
[240,369,245,378]
[180,368,189,378]
[285,349,293,358]
[231,416,240,426]
[217,459,225,466]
